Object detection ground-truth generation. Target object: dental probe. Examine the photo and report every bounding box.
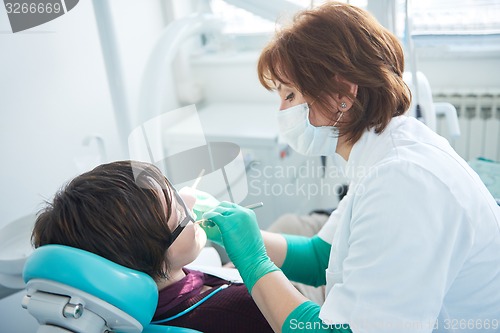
[194,202,264,227]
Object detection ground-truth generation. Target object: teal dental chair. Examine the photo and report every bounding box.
[22,244,201,333]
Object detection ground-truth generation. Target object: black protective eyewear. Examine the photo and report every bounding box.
[166,178,196,245]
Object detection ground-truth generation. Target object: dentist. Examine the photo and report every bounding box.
[203,2,500,333]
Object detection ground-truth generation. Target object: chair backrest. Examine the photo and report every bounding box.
[22,244,201,333]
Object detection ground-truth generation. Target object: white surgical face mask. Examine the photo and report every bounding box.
[276,103,342,156]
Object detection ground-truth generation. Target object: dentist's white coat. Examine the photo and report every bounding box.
[318,116,500,333]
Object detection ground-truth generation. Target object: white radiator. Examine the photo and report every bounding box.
[434,91,500,162]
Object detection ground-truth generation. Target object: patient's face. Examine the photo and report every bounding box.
[165,187,207,270]
[148,176,207,272]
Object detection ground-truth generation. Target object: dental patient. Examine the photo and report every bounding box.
[31,160,273,333]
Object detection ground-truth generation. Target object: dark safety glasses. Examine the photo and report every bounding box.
[165,177,196,245]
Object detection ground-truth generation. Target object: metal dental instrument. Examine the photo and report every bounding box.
[195,202,264,228]
[242,202,264,210]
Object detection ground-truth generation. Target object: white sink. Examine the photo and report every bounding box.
[0,215,36,289]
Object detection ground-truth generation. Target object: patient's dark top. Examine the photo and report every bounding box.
[153,268,274,333]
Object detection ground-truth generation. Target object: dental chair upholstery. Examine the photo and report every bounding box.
[22,244,201,333]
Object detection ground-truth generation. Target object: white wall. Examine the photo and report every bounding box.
[418,55,500,94]
[0,1,119,230]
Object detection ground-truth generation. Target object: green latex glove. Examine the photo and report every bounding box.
[190,189,224,247]
[198,222,224,248]
[203,201,280,292]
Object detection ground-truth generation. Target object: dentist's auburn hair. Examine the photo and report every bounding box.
[257,1,411,143]
[32,160,175,280]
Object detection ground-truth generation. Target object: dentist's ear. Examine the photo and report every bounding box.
[334,76,358,111]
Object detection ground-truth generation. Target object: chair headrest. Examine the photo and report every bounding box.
[23,244,159,327]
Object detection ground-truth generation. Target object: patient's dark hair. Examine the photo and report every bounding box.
[32,160,174,280]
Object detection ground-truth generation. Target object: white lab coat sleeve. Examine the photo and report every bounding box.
[319,160,474,333]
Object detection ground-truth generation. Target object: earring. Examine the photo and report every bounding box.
[340,102,347,109]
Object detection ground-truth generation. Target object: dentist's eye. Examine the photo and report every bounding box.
[285,92,294,101]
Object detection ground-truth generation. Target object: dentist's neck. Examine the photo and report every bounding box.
[336,134,354,161]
